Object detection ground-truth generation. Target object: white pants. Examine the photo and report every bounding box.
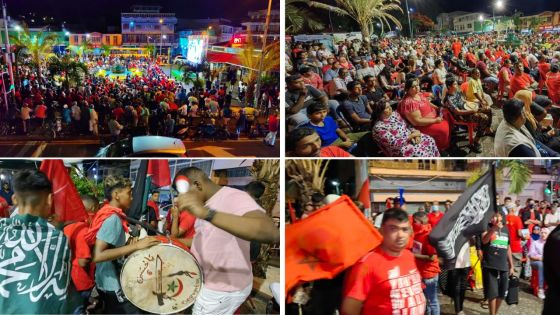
[192,283,252,315]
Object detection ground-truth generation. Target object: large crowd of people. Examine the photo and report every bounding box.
[6,54,280,145]
[287,194,560,315]
[0,167,280,314]
[286,32,560,157]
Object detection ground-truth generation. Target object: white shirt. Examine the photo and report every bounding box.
[544,211,560,227]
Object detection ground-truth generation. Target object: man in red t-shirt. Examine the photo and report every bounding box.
[170,205,196,246]
[546,64,560,104]
[510,61,537,97]
[412,211,440,315]
[505,203,523,276]
[427,201,444,228]
[342,208,426,315]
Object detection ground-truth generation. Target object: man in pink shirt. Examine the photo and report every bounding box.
[175,167,279,315]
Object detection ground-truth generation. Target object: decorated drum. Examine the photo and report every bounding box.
[120,238,203,314]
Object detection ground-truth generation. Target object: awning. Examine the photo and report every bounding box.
[207,51,242,66]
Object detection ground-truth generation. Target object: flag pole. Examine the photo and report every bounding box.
[491,161,498,214]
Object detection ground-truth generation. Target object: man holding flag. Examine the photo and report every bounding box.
[174,166,279,315]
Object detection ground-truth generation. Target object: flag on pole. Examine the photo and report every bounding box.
[148,160,171,187]
[129,160,149,220]
[357,178,370,213]
[285,195,382,296]
[429,169,496,268]
[0,215,80,313]
[39,159,88,223]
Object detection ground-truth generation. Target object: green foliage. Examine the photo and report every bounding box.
[70,167,104,200]
[48,55,89,88]
[466,161,532,195]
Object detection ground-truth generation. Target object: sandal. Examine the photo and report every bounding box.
[480,299,488,309]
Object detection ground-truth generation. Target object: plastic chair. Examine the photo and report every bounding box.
[442,107,478,145]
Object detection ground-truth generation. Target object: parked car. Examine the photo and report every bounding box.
[173,56,188,65]
[97,136,186,157]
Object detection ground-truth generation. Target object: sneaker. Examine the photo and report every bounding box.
[538,289,546,299]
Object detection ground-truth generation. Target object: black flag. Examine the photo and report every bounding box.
[129,160,149,220]
[429,167,497,268]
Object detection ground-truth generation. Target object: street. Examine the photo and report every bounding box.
[0,137,279,157]
[440,279,543,315]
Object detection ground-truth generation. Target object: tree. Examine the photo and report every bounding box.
[286,0,326,34]
[79,40,93,61]
[411,13,435,33]
[48,55,89,88]
[145,44,156,60]
[237,34,280,107]
[467,161,532,195]
[10,25,58,78]
[100,44,113,57]
[307,0,403,47]
[70,167,104,200]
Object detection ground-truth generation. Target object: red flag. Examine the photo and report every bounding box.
[285,195,382,296]
[147,160,171,187]
[39,160,88,222]
[357,178,371,212]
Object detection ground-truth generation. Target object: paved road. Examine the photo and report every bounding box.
[440,279,543,315]
[0,138,279,157]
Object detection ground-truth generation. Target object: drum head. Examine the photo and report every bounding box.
[121,243,203,314]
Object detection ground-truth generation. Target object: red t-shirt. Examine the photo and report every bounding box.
[427,211,443,228]
[35,104,47,119]
[179,211,197,239]
[510,73,535,97]
[412,224,440,279]
[320,146,352,157]
[343,248,426,315]
[63,222,95,291]
[506,214,523,253]
[0,196,8,218]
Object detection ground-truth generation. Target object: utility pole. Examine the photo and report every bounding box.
[2,1,13,90]
[253,0,272,109]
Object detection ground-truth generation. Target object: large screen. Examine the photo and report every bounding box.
[186,36,208,65]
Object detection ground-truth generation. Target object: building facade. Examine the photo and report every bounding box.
[436,11,470,31]
[241,9,280,46]
[69,32,122,47]
[453,12,488,33]
[121,5,178,50]
[520,11,560,32]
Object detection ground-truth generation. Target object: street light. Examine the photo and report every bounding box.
[493,0,504,32]
[159,18,164,56]
[14,24,21,40]
[404,0,413,38]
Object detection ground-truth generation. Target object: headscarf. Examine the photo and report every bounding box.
[514,89,537,130]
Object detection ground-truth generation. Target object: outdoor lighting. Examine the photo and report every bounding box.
[496,0,504,9]
[14,25,21,32]
[0,174,4,181]
[376,23,381,27]
[208,26,212,30]
[65,31,70,36]
[86,34,90,38]
[479,15,484,21]
[159,18,163,24]
[162,35,167,39]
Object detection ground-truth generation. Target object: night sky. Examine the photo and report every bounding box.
[6,0,279,32]
[412,0,559,18]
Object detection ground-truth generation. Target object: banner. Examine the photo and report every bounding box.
[285,195,382,295]
[0,215,79,313]
[429,169,496,268]
[147,160,171,188]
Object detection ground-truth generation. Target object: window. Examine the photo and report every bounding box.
[467,23,472,28]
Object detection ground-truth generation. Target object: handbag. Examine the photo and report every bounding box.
[506,275,519,305]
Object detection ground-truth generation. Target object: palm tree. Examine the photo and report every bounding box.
[48,55,88,88]
[307,0,403,47]
[145,44,156,61]
[237,34,280,107]
[100,44,113,57]
[79,40,93,61]
[10,25,58,78]
[286,0,326,34]
[467,161,532,195]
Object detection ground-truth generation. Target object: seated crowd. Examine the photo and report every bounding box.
[286,33,560,157]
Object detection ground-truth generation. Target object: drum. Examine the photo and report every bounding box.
[120,237,203,314]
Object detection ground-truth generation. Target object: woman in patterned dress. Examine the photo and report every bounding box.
[371,99,440,157]
[398,78,451,151]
